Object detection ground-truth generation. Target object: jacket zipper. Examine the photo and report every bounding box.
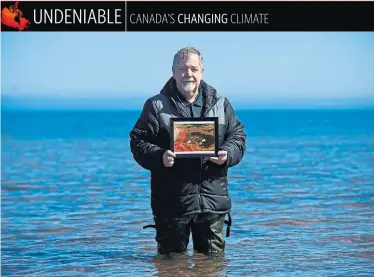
[171,96,204,211]
[171,96,220,213]
[199,157,203,212]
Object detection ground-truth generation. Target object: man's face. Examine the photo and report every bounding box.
[172,53,204,98]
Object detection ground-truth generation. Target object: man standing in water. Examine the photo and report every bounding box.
[129,47,247,254]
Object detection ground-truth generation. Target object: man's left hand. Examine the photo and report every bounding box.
[209,150,228,166]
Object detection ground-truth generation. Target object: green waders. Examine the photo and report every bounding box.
[144,213,231,254]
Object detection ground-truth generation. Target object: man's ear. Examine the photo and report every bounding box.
[172,68,176,79]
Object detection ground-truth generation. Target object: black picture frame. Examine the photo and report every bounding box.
[170,117,219,158]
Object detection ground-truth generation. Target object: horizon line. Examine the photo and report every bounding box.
[2,106,374,112]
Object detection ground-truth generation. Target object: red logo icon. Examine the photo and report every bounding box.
[1,1,30,31]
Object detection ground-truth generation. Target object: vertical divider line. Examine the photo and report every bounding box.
[125,1,127,31]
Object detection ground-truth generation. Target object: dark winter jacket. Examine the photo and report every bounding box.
[129,77,247,217]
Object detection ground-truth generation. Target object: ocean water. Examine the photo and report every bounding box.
[2,109,374,277]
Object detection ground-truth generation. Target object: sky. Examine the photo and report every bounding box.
[1,32,374,109]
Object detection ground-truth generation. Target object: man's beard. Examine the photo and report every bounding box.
[181,80,196,93]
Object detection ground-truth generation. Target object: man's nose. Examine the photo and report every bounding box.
[186,69,193,76]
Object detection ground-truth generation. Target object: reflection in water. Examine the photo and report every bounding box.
[152,252,227,277]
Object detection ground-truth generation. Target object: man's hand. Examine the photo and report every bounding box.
[163,150,176,167]
[209,150,228,166]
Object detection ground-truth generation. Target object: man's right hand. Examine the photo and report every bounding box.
[163,150,176,167]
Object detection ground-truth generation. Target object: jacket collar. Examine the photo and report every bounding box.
[160,77,219,115]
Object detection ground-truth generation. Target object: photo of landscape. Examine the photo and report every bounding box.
[173,121,216,153]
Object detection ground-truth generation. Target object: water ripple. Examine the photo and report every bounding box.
[2,110,374,276]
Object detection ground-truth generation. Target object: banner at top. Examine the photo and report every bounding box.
[1,1,374,32]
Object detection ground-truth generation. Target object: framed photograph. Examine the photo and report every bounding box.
[170,117,219,158]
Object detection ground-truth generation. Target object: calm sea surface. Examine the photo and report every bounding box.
[2,109,374,277]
